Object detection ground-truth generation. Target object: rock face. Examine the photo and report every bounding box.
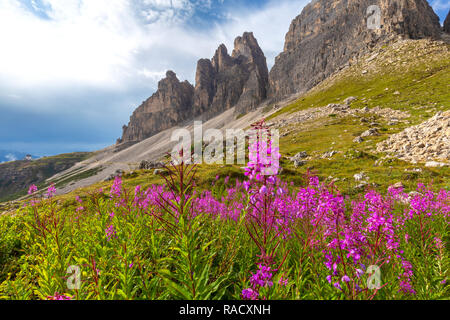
[444,10,450,33]
[120,71,195,143]
[376,111,450,164]
[120,32,268,143]
[194,33,268,118]
[269,0,442,99]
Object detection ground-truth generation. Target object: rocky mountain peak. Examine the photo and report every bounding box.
[119,1,443,144]
[194,32,269,118]
[119,70,194,143]
[165,70,177,79]
[212,44,233,72]
[269,0,442,100]
[232,32,260,60]
[119,32,268,144]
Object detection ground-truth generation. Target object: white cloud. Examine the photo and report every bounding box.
[0,0,142,89]
[137,68,167,80]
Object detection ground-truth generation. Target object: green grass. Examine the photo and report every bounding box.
[268,40,450,122]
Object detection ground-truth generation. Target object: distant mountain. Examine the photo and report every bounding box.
[0,150,39,163]
[0,152,91,202]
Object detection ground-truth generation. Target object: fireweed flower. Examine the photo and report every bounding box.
[28,184,38,195]
[398,260,415,295]
[105,224,117,241]
[47,293,72,300]
[250,264,274,288]
[356,269,364,278]
[242,288,259,300]
[259,185,267,194]
[75,206,84,213]
[434,237,444,250]
[244,127,280,183]
[326,275,333,283]
[110,176,123,198]
[46,183,56,198]
[278,276,289,286]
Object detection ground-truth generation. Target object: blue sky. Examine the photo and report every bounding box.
[0,0,448,156]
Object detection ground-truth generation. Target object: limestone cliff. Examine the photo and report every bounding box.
[120,32,268,143]
[194,32,269,118]
[268,0,442,99]
[120,71,194,143]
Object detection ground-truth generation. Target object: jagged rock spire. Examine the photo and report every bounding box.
[120,32,269,143]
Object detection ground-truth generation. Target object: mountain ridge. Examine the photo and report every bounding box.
[119,32,269,144]
[268,0,442,100]
[119,0,443,145]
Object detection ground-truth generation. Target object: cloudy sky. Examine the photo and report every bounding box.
[0,0,448,157]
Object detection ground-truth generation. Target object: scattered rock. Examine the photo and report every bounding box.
[353,136,364,143]
[408,191,422,198]
[390,182,404,189]
[322,151,337,159]
[270,102,409,131]
[425,161,448,168]
[355,182,368,190]
[344,96,357,105]
[291,151,308,160]
[293,160,307,168]
[360,128,380,137]
[354,172,368,182]
[139,160,165,170]
[377,111,449,164]
[388,119,399,126]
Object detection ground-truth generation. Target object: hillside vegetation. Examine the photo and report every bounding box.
[0,152,91,203]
